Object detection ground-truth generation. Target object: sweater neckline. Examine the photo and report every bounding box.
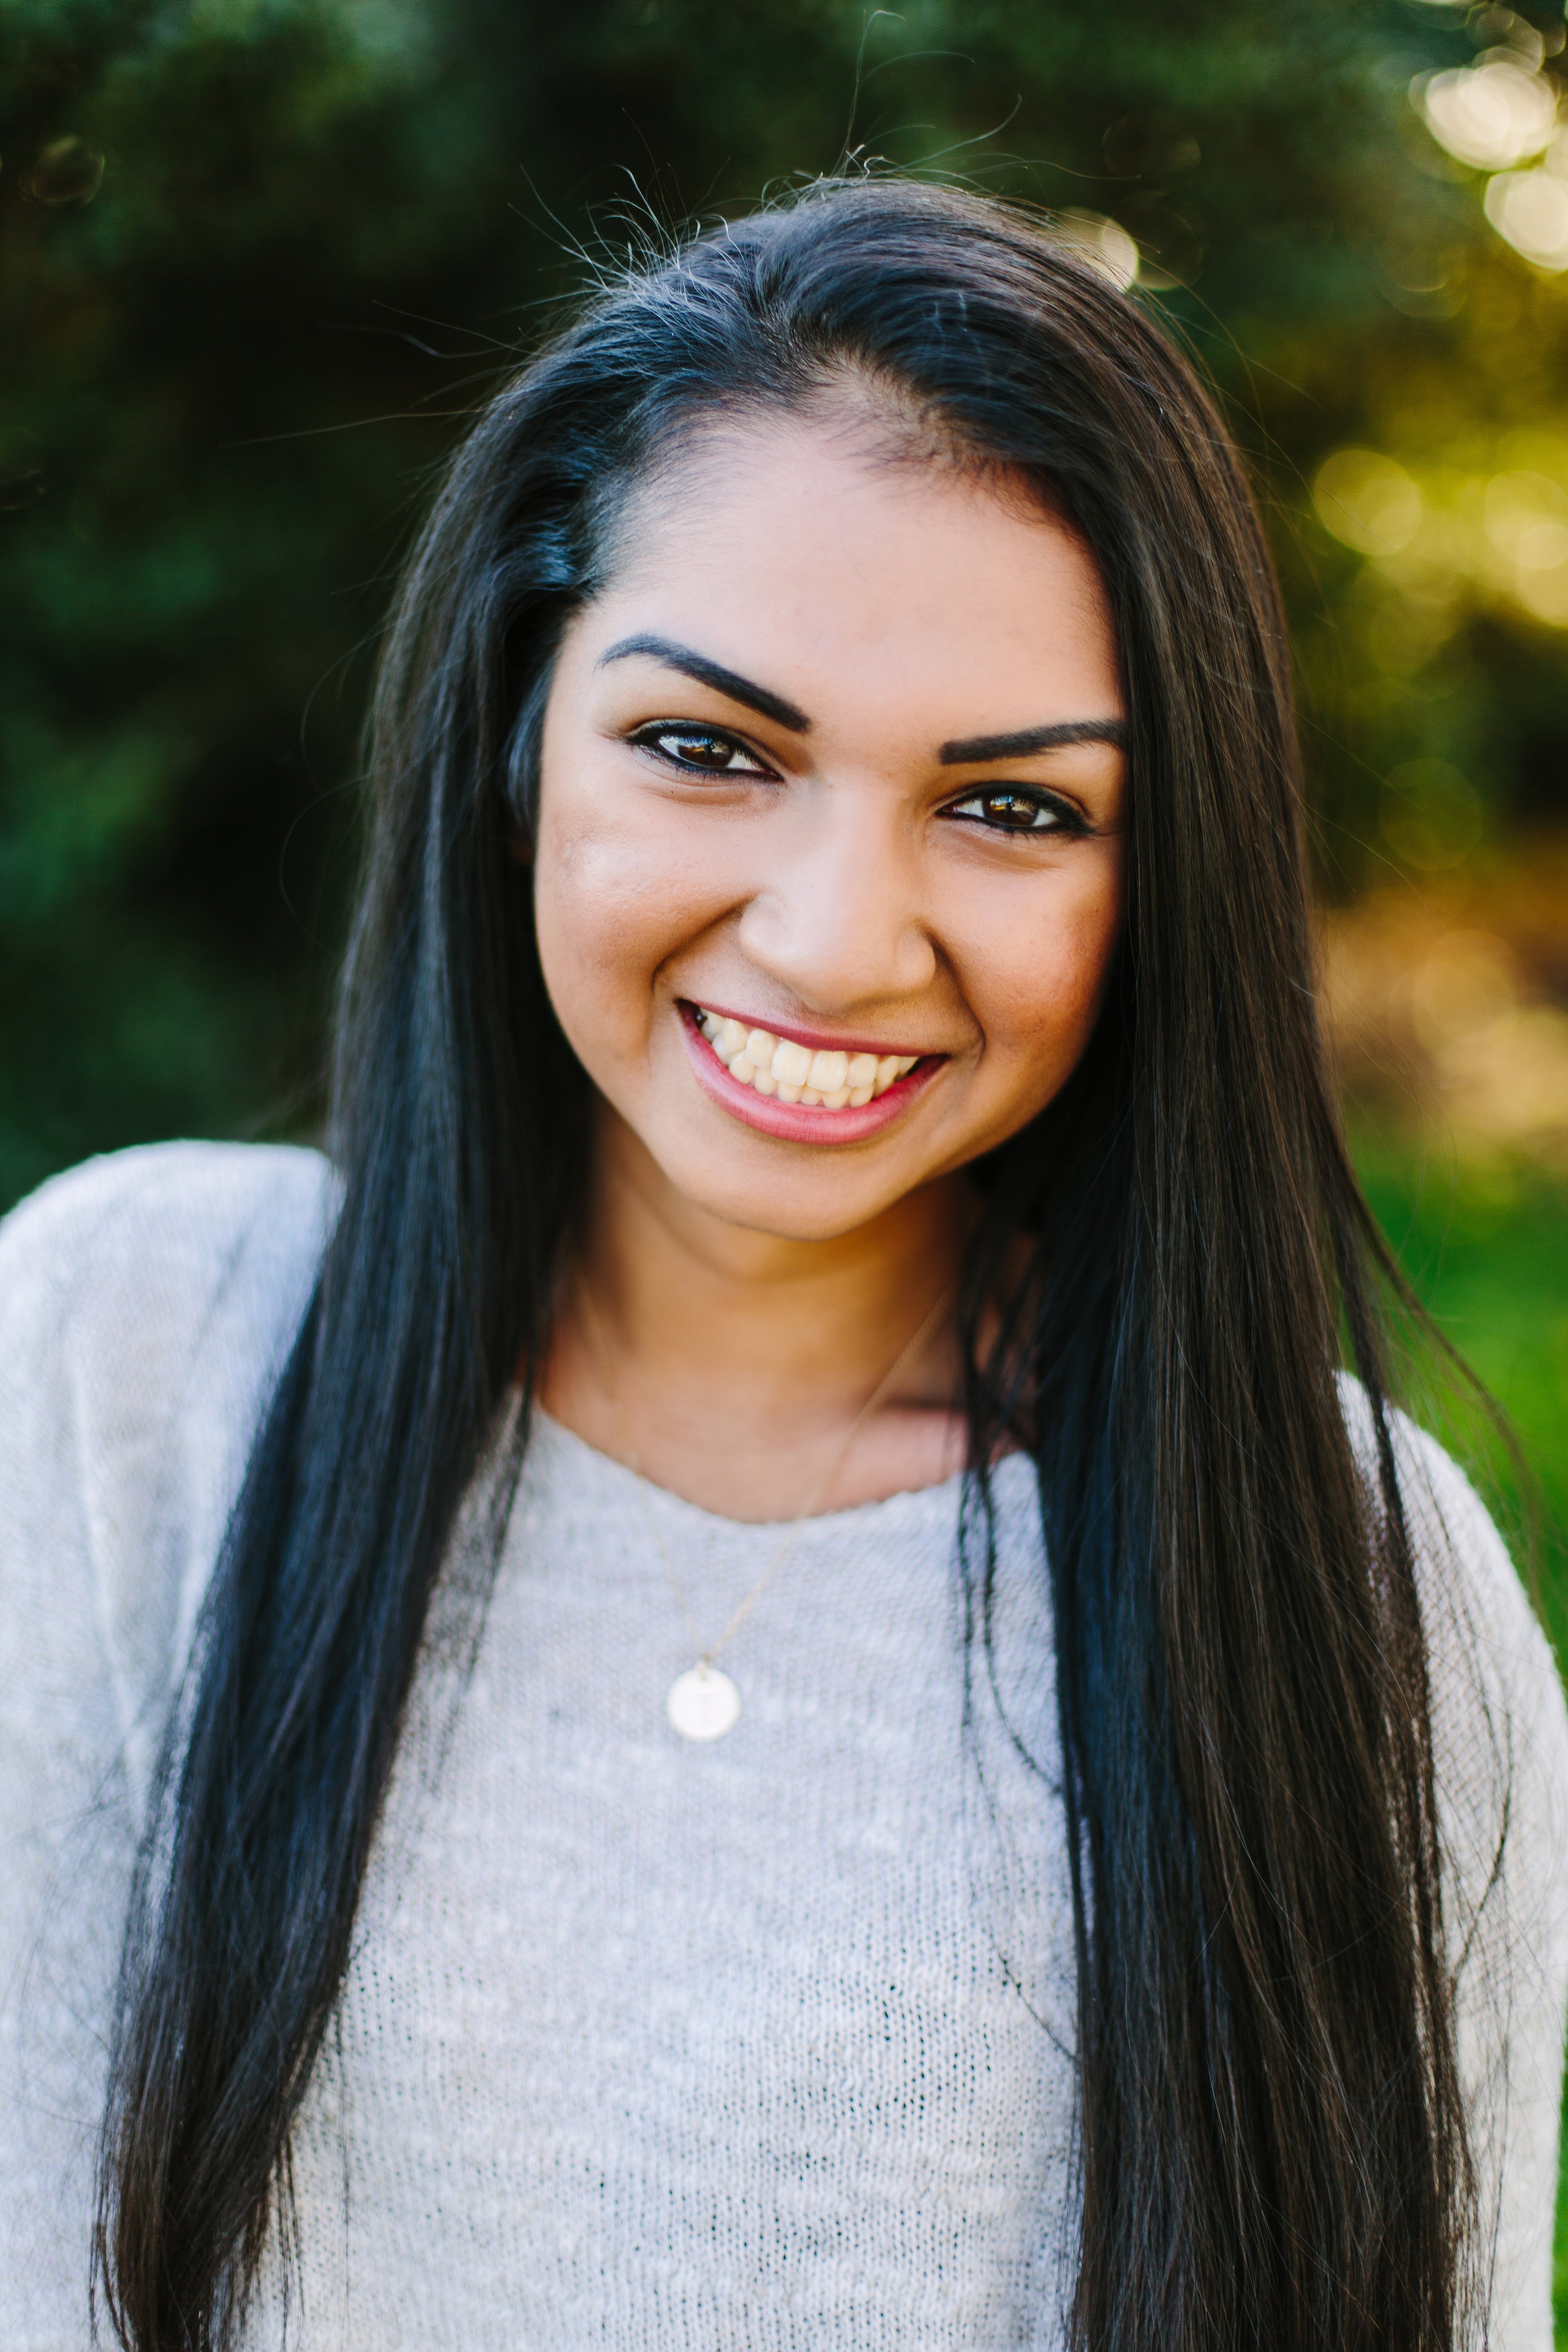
[529,1403,1030,1541]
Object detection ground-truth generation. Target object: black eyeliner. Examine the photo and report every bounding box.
[942,784,1094,837]
[627,721,778,779]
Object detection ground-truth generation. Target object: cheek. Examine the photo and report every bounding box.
[535,828,659,1050]
[532,785,723,1054]
[961,864,1123,1085]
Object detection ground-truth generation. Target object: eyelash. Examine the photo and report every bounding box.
[631,724,777,779]
[629,724,1092,837]
[941,788,1090,839]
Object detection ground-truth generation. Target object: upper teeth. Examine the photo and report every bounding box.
[695,1009,918,1107]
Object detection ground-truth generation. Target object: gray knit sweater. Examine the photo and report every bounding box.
[3,1143,1566,2349]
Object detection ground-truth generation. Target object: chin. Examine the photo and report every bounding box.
[654,1140,919,1244]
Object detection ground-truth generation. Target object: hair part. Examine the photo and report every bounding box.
[98,177,1473,2352]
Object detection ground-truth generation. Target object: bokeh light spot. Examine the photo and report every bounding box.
[24,137,105,207]
[1485,471,1568,564]
[1484,167,1568,268]
[1417,59,1557,171]
[1515,566,1568,623]
[1314,449,1424,556]
[1054,211,1139,290]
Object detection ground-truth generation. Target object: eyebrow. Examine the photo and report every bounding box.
[598,635,811,733]
[597,634,1126,764]
[939,719,1128,764]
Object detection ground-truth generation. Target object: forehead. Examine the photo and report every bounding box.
[590,412,1123,735]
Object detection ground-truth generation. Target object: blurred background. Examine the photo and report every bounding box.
[3,0,1567,2311]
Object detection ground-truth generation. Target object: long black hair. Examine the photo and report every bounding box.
[97,179,1471,2350]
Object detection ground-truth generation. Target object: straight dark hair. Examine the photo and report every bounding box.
[97,178,1472,2350]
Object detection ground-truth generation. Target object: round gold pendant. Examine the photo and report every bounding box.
[666,1662,741,1742]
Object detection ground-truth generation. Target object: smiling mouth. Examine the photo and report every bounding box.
[688,1004,925,1108]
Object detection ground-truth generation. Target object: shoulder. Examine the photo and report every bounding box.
[1339,1371,1568,1975]
[1338,1371,1562,1737]
[0,1136,335,1337]
[0,1139,336,1438]
[0,1131,340,1465]
[0,1134,338,1521]
[0,1142,339,1814]
[1393,1407,1568,1913]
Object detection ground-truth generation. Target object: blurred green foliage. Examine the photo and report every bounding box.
[3,0,1568,1203]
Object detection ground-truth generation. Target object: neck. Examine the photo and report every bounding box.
[543,1105,974,1519]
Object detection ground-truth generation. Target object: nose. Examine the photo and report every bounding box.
[734,791,937,1013]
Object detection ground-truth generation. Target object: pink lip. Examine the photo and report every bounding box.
[678,1006,943,1145]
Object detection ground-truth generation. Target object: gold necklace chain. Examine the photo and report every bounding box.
[577,1273,956,1738]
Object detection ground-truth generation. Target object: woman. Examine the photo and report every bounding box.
[2,178,1565,2352]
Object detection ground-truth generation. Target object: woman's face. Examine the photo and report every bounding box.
[533,410,1127,1243]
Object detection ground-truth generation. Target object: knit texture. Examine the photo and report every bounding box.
[2,1142,1565,2349]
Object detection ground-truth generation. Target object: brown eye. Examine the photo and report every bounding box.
[984,793,1050,829]
[947,788,1073,835]
[639,726,768,775]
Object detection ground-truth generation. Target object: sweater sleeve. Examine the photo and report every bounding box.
[1396,1416,1568,2352]
[0,1142,332,2350]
